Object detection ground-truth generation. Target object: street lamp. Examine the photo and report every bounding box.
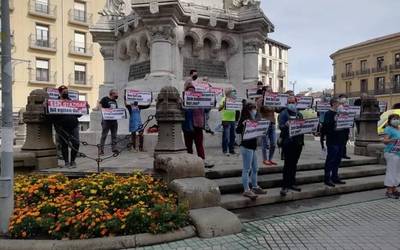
[289,80,297,94]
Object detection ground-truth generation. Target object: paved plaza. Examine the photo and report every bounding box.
[132,198,400,250]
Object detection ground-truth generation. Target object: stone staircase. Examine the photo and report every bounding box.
[205,158,385,210]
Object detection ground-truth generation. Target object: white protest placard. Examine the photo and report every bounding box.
[246,88,262,99]
[343,105,361,116]
[47,100,88,115]
[243,120,271,140]
[68,90,79,101]
[264,93,288,107]
[225,99,243,111]
[193,81,211,92]
[46,88,79,101]
[289,118,319,137]
[101,108,127,120]
[316,102,331,113]
[183,91,215,109]
[210,87,224,96]
[379,101,388,113]
[125,89,152,106]
[296,96,314,110]
[390,140,400,153]
[336,113,356,130]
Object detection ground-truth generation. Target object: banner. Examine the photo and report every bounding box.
[289,118,319,137]
[264,93,288,107]
[296,96,314,110]
[316,102,331,113]
[246,88,262,99]
[183,91,215,109]
[46,88,79,101]
[125,89,152,106]
[336,113,356,130]
[342,105,361,115]
[225,99,243,111]
[390,140,400,153]
[243,120,271,140]
[47,100,88,115]
[379,101,388,113]
[101,108,127,120]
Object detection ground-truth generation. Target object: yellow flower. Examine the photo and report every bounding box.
[76,201,82,207]
[90,189,97,195]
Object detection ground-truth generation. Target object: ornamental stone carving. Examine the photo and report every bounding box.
[231,0,261,8]
[100,46,115,60]
[243,40,263,54]
[149,26,175,43]
[99,0,125,16]
[149,0,159,14]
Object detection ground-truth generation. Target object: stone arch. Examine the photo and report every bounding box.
[184,30,202,57]
[127,37,139,60]
[118,41,130,61]
[221,35,238,55]
[202,33,220,58]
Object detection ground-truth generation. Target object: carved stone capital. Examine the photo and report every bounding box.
[100,46,115,60]
[149,26,175,43]
[243,40,263,54]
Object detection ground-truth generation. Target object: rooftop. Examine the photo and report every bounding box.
[265,37,291,50]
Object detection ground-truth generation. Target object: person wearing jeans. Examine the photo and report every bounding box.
[219,88,237,156]
[236,102,267,199]
[383,114,400,199]
[99,89,119,154]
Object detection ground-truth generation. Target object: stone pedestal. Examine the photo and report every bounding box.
[354,96,382,156]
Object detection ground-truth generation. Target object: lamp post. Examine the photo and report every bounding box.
[289,80,297,94]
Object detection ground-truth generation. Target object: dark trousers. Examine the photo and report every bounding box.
[282,143,303,188]
[56,126,80,164]
[132,131,144,150]
[183,127,205,159]
[100,120,118,151]
[325,144,344,182]
[222,121,236,153]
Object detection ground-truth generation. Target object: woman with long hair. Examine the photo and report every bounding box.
[383,114,400,199]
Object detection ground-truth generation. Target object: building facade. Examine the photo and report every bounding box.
[258,37,290,92]
[331,32,400,109]
[1,0,106,111]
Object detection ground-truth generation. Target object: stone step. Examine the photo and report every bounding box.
[206,158,379,179]
[216,164,386,194]
[221,175,385,210]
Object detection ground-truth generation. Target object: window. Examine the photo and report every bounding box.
[261,58,267,70]
[394,75,400,90]
[74,32,86,53]
[35,0,49,14]
[269,78,272,86]
[345,63,352,73]
[269,45,272,56]
[360,79,368,93]
[279,62,282,71]
[377,56,384,69]
[78,94,87,101]
[279,80,284,92]
[360,60,367,71]
[345,81,351,94]
[74,63,86,84]
[36,59,49,82]
[278,48,282,59]
[269,60,273,71]
[375,77,385,93]
[395,53,400,66]
[261,45,265,54]
[36,24,49,47]
[74,1,86,22]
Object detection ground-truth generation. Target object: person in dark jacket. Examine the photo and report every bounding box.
[51,86,81,169]
[323,98,348,187]
[236,102,267,200]
[279,96,304,196]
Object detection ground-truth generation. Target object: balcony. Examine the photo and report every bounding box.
[331,75,337,82]
[68,74,93,88]
[278,70,286,78]
[371,65,388,74]
[260,65,272,73]
[390,64,400,71]
[29,70,57,85]
[29,34,57,52]
[69,42,93,57]
[356,68,371,76]
[341,71,354,79]
[28,0,57,19]
[68,9,93,27]
[337,84,400,98]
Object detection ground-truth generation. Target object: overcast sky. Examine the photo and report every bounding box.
[261,0,400,93]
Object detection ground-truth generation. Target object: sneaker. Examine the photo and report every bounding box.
[112,149,119,154]
[386,192,400,199]
[289,185,302,192]
[204,160,215,169]
[280,188,289,197]
[324,181,336,187]
[252,187,267,195]
[269,160,278,165]
[333,180,346,185]
[225,153,230,157]
[343,156,351,160]
[263,160,272,166]
[64,162,70,168]
[243,190,258,200]
[69,162,77,169]
[229,151,236,155]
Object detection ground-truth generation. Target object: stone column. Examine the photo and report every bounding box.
[100,43,116,86]
[149,26,175,77]
[243,39,262,82]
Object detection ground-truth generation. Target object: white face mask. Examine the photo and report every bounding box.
[391,119,400,127]
[337,105,345,112]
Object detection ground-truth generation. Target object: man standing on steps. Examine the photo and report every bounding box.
[323,98,347,187]
[99,89,120,155]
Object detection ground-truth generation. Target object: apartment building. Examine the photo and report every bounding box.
[331,32,400,109]
[1,0,106,111]
[258,37,290,92]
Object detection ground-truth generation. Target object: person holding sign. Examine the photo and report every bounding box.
[323,98,348,187]
[236,102,267,200]
[383,114,400,199]
[126,101,149,152]
[99,89,120,155]
[218,88,238,156]
[278,96,304,196]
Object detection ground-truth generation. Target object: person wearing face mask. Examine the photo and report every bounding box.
[49,85,81,168]
[338,94,351,160]
[236,102,267,199]
[219,88,238,156]
[383,114,400,199]
[323,98,348,187]
[279,96,304,196]
[99,89,120,155]
[184,69,199,89]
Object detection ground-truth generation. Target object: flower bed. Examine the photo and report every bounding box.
[9,172,190,240]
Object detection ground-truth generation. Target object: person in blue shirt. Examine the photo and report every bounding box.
[383,114,400,199]
[126,101,149,152]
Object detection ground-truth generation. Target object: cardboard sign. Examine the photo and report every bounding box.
[342,105,361,116]
[246,88,262,99]
[210,87,224,96]
[183,91,215,109]
[264,93,289,107]
[193,81,211,92]
[289,118,319,137]
[379,101,388,113]
[390,140,400,153]
[316,102,331,113]
[125,89,153,106]
[296,96,314,110]
[47,100,88,115]
[101,108,127,120]
[243,120,271,140]
[336,113,356,130]
[46,88,79,101]
[225,99,243,111]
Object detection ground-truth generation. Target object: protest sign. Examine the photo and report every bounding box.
[246,88,262,99]
[296,96,314,109]
[336,113,356,130]
[289,118,319,137]
[193,81,211,92]
[210,87,224,96]
[243,120,271,140]
[125,89,153,106]
[264,92,288,107]
[342,105,361,115]
[101,108,127,120]
[46,88,79,100]
[316,102,331,113]
[379,101,388,113]
[225,99,243,111]
[183,91,215,109]
[47,100,88,115]
[390,140,400,153]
